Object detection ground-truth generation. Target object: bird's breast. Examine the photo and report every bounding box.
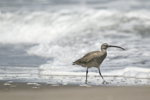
[97,52,107,64]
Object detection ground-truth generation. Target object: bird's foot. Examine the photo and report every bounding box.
[102,80,111,84]
[85,81,91,84]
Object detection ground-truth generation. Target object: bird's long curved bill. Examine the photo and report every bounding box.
[108,45,125,50]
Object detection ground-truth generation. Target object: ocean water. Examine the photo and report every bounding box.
[0,0,150,86]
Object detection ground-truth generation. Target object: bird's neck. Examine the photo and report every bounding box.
[101,49,107,56]
[101,48,107,52]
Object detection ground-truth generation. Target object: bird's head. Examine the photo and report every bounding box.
[101,43,125,50]
[101,43,109,50]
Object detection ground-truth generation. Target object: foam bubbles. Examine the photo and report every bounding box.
[1,9,150,44]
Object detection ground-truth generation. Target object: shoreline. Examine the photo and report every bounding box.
[1,81,150,90]
[0,81,150,100]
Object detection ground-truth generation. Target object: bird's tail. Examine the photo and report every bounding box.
[73,59,80,65]
[73,61,79,65]
[72,62,76,65]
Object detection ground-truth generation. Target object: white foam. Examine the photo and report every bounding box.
[39,65,150,79]
[0,9,150,44]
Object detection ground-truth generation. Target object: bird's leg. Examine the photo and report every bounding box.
[98,67,110,84]
[98,67,104,80]
[85,67,88,84]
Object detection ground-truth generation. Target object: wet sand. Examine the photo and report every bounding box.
[0,82,150,100]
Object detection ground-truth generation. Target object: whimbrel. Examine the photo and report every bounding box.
[73,43,125,84]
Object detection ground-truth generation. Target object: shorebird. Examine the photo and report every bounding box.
[73,43,125,84]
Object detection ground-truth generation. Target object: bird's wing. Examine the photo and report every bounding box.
[74,51,100,64]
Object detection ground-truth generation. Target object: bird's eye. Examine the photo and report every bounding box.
[105,44,108,47]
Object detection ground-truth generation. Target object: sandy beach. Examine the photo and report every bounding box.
[0,82,150,100]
